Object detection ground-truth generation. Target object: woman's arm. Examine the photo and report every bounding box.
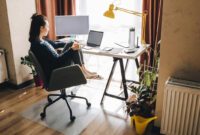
[31,41,74,64]
[45,38,66,49]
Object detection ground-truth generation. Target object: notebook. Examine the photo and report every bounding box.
[86,30,103,47]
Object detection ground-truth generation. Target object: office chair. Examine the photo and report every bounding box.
[29,50,91,122]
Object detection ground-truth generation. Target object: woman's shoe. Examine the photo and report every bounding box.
[85,74,103,80]
[94,74,103,80]
[85,69,97,75]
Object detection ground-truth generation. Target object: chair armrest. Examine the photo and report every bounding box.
[48,65,86,91]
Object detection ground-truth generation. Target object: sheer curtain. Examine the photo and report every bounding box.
[76,0,143,82]
[76,0,143,44]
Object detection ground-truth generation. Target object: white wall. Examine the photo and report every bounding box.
[155,0,200,127]
[0,0,15,84]
[0,0,36,85]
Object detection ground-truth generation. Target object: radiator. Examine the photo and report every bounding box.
[0,49,8,83]
[161,77,200,135]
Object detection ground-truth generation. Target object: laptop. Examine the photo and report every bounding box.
[86,30,103,47]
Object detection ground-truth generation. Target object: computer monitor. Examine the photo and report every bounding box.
[55,15,89,36]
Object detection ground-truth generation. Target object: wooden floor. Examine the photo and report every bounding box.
[0,83,137,135]
[0,55,144,135]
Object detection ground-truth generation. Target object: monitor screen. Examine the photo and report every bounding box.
[55,15,89,36]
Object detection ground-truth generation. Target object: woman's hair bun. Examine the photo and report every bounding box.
[31,13,38,20]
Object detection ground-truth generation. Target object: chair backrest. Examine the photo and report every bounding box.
[29,50,48,88]
[48,65,87,90]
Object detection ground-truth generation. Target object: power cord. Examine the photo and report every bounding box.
[114,42,129,48]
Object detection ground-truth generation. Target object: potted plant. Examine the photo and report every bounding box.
[126,66,157,134]
[21,55,43,87]
[126,41,160,134]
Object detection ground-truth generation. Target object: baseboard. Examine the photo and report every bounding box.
[152,126,162,135]
[2,79,34,90]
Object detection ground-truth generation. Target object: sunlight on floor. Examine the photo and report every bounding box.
[73,53,139,118]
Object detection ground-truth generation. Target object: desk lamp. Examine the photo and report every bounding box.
[104,4,146,44]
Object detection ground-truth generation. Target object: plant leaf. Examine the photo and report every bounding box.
[144,71,151,87]
[150,95,157,104]
[20,55,38,75]
[137,64,143,75]
[152,73,157,82]
[140,80,144,86]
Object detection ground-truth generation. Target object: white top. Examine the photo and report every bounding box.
[82,44,150,60]
[58,37,150,59]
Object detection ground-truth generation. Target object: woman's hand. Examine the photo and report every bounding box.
[71,42,80,50]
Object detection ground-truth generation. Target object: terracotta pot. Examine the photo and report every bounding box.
[33,75,43,87]
[126,94,137,102]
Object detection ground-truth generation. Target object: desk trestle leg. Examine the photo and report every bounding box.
[120,58,140,88]
[100,57,128,105]
[119,58,128,99]
[135,58,139,69]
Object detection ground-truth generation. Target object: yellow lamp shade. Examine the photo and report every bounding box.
[103,4,115,19]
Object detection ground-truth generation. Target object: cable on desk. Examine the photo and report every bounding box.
[114,42,129,48]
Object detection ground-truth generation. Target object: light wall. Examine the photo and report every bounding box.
[0,0,15,83]
[155,0,200,126]
[0,0,36,85]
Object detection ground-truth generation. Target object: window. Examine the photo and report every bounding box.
[76,0,143,44]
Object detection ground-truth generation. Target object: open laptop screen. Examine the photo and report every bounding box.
[87,30,103,47]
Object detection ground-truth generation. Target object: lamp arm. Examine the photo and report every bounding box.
[115,6,147,44]
[115,7,143,17]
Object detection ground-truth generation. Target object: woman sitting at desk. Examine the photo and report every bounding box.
[29,13,101,80]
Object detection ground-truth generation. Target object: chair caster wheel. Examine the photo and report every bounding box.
[70,116,76,122]
[87,103,91,108]
[40,112,46,120]
[71,92,76,96]
[70,92,76,99]
[48,98,53,103]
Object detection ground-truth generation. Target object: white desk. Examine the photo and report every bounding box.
[82,44,150,104]
[82,45,148,59]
